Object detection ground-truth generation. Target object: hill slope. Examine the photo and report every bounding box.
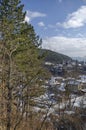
[40,49,71,64]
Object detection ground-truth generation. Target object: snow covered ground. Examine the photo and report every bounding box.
[33,94,86,115]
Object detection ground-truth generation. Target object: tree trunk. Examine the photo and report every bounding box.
[6,55,12,130]
[6,88,12,130]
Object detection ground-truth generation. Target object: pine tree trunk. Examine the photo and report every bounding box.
[6,88,12,130]
[6,55,12,130]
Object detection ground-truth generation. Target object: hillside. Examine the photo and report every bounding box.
[40,49,71,64]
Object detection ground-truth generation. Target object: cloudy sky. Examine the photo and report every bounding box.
[21,0,86,57]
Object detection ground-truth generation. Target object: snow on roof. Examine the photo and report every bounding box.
[58,83,66,92]
[81,89,86,93]
[64,111,75,115]
[81,80,86,83]
[68,80,79,85]
[79,75,86,78]
[72,95,86,108]
[58,87,65,92]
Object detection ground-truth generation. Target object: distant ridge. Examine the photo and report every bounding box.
[40,49,71,64]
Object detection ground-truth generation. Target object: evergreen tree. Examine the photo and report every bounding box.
[0,0,46,130]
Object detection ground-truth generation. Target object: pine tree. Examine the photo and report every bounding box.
[0,0,46,130]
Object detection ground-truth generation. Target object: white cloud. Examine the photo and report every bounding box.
[25,15,30,23]
[38,22,45,27]
[25,10,46,23]
[42,36,86,57]
[76,33,84,38]
[62,6,86,28]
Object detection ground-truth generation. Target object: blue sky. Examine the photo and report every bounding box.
[21,0,86,57]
